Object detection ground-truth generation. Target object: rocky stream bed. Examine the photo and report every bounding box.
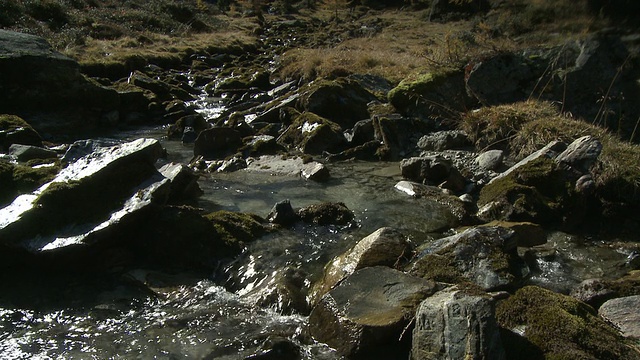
[2,17,640,360]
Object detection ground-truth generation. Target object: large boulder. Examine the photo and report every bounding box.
[388,69,476,122]
[309,266,437,359]
[0,114,43,150]
[411,286,505,360]
[298,78,376,130]
[0,30,119,114]
[193,127,243,160]
[0,138,164,249]
[408,226,529,290]
[497,286,640,360]
[308,227,412,306]
[277,112,347,155]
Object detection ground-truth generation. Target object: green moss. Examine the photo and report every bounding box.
[497,286,640,360]
[0,114,32,131]
[205,210,267,245]
[408,253,465,284]
[388,70,454,110]
[479,158,574,223]
[0,160,60,207]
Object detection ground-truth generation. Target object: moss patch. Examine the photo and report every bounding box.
[478,157,575,224]
[497,286,640,360]
[205,210,268,246]
[387,69,459,112]
[0,160,60,207]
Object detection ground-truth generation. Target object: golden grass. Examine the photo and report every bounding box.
[461,100,640,202]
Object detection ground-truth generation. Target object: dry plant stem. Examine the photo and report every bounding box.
[593,54,631,126]
[631,116,640,143]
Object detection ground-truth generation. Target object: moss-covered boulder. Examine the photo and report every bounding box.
[496,286,640,360]
[408,226,529,290]
[298,78,376,130]
[478,157,578,225]
[388,69,475,121]
[297,202,354,226]
[0,114,43,150]
[278,112,347,155]
[205,210,269,245]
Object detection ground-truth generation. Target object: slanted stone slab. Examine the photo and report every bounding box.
[0,138,164,248]
[310,266,436,359]
[308,227,411,306]
[599,296,640,339]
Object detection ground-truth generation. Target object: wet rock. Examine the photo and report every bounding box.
[128,70,172,100]
[0,30,119,114]
[0,114,43,150]
[299,78,375,130]
[61,139,123,163]
[476,149,504,171]
[301,162,330,182]
[599,296,640,339]
[217,156,247,172]
[0,160,59,207]
[309,266,437,359]
[0,138,165,249]
[411,286,505,360]
[417,130,469,151]
[158,163,203,203]
[246,155,328,182]
[245,337,302,360]
[408,226,528,290]
[297,202,354,226]
[244,266,310,316]
[267,200,299,226]
[497,286,640,360]
[347,119,375,146]
[193,127,243,160]
[308,227,412,306]
[393,181,469,229]
[8,144,57,162]
[277,112,347,155]
[479,220,547,247]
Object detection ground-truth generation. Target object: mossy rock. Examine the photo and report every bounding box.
[478,157,577,224]
[278,112,347,155]
[497,286,640,360]
[0,159,59,207]
[297,202,354,226]
[388,69,473,120]
[205,210,269,246]
[408,226,526,290]
[299,77,375,129]
[0,114,43,150]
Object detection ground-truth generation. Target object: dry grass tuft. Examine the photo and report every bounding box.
[462,100,640,203]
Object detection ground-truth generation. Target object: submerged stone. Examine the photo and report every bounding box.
[309,266,436,359]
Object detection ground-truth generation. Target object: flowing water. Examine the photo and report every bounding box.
[2,116,638,358]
